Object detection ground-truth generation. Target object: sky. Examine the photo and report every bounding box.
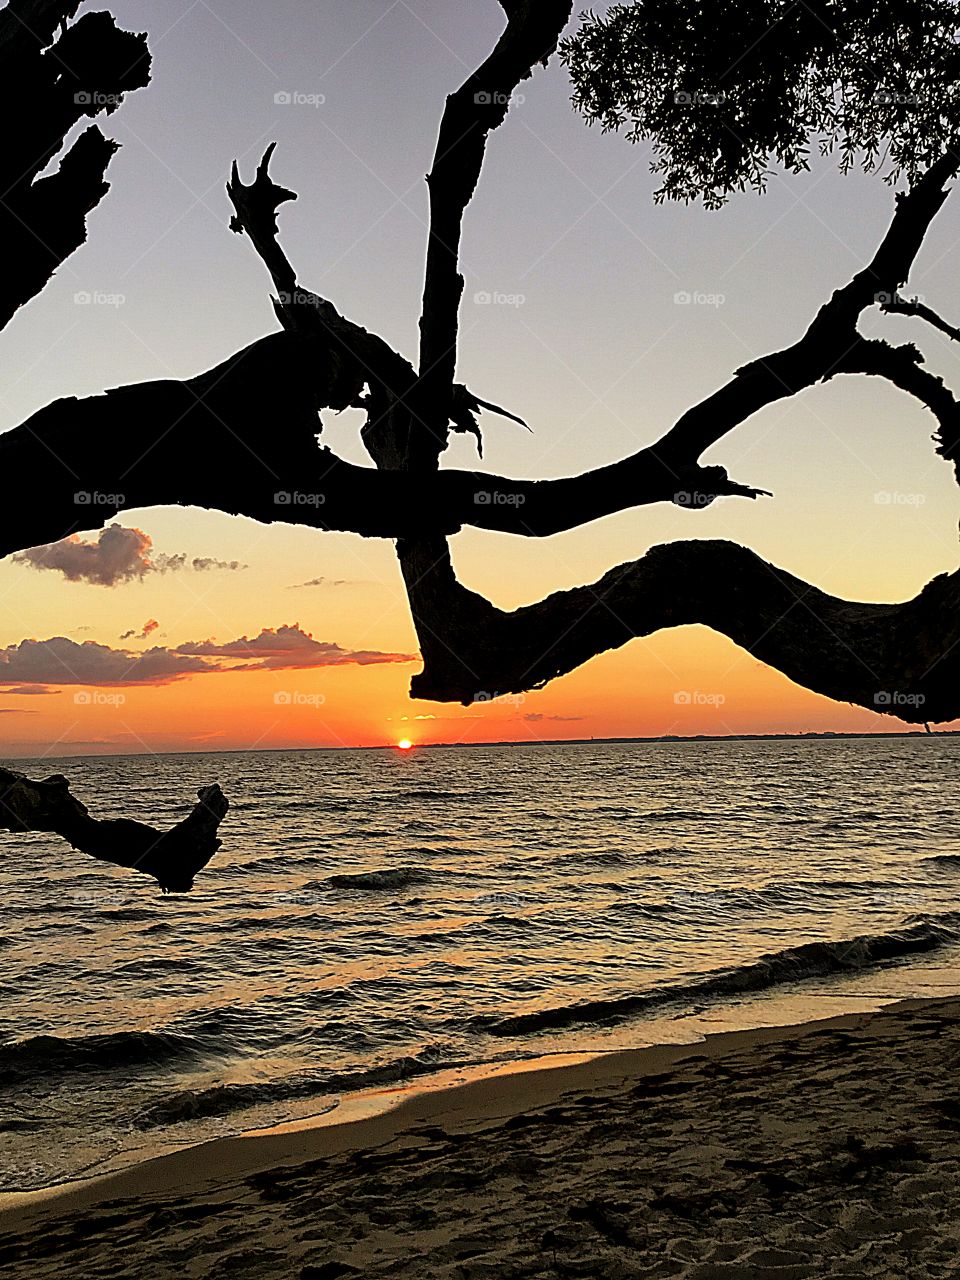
[0,0,958,758]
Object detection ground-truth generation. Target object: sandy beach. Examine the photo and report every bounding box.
[1,996,958,1278]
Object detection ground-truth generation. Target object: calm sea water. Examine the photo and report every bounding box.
[0,738,958,1191]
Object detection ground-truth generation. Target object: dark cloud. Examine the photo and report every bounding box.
[175,623,414,671]
[0,637,211,687]
[12,526,249,587]
[13,525,154,586]
[0,684,60,696]
[0,624,414,688]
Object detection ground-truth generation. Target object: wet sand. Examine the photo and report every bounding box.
[2,996,959,1278]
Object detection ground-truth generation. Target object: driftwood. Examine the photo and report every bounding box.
[0,769,228,891]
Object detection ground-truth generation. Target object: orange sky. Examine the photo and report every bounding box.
[0,515,951,759]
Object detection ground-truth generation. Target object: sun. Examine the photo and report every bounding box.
[396,738,414,750]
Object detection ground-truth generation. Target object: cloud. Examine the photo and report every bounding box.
[524,713,586,723]
[193,557,248,571]
[288,577,352,588]
[0,684,60,696]
[0,624,415,688]
[175,623,414,671]
[0,637,211,686]
[12,526,248,586]
[120,619,160,641]
[13,525,154,586]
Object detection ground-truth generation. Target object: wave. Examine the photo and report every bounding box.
[327,867,431,891]
[92,908,159,922]
[467,913,960,1037]
[924,853,960,867]
[133,1047,472,1130]
[0,1028,214,1086]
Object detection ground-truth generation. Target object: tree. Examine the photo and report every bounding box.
[1,0,958,890]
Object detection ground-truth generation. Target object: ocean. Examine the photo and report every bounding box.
[0,737,958,1192]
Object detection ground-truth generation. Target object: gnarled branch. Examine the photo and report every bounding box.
[0,769,228,891]
[0,332,766,558]
[400,537,959,725]
[416,0,574,461]
[658,155,960,463]
[0,0,150,328]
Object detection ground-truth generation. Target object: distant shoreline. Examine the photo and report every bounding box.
[0,728,955,764]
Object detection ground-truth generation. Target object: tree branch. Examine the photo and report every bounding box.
[0,0,150,328]
[657,155,960,464]
[399,537,960,726]
[0,769,228,891]
[0,332,766,556]
[880,293,960,344]
[416,0,573,461]
[831,338,960,475]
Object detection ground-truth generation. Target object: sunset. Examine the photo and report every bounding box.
[1,1,960,1276]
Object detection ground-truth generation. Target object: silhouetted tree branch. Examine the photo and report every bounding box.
[0,769,228,891]
[401,536,960,726]
[657,154,959,462]
[880,293,960,345]
[0,0,150,328]
[416,0,574,461]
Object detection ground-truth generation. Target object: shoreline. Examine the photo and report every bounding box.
[3,992,960,1277]
[4,967,957,1215]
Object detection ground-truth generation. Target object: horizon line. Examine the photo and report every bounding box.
[0,727,954,766]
